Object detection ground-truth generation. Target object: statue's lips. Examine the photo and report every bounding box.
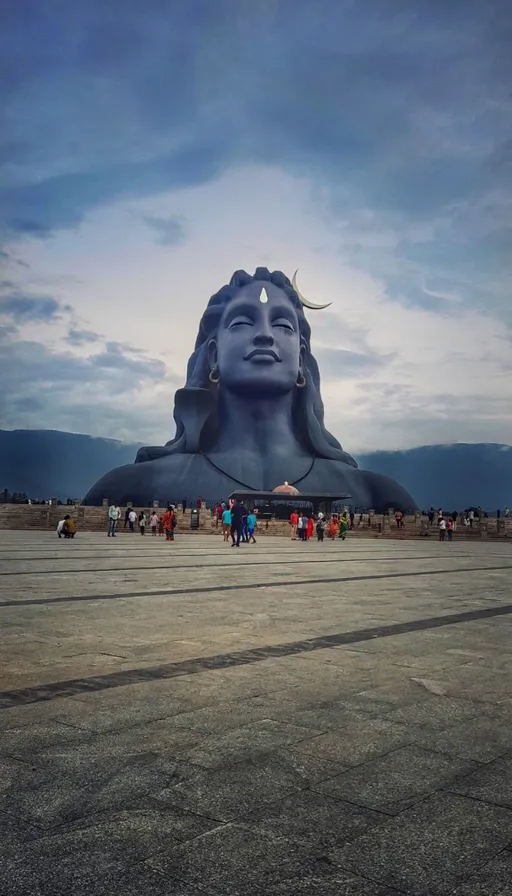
[244,349,281,362]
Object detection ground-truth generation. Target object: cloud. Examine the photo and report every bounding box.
[315,347,393,379]
[67,327,101,346]
[0,294,71,324]
[144,215,186,246]
[0,326,178,438]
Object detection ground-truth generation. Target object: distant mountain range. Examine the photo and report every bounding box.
[1,429,511,510]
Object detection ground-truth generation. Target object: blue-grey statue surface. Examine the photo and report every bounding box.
[85,268,416,511]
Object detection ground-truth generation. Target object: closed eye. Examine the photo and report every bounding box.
[272,318,294,331]
[229,316,253,329]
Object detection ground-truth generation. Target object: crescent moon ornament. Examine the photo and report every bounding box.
[292,270,332,310]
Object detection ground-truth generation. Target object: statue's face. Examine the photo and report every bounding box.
[212,281,303,396]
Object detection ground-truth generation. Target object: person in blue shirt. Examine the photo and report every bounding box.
[247,511,257,543]
[221,506,232,542]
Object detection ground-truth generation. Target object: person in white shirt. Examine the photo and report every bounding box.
[57,518,66,538]
[108,502,121,537]
[149,511,159,536]
[128,509,137,533]
[439,517,447,541]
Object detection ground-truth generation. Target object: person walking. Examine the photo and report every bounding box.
[289,510,298,540]
[128,508,136,533]
[108,502,121,537]
[439,517,447,541]
[162,506,177,541]
[230,499,244,547]
[149,510,159,536]
[158,514,165,536]
[222,505,232,542]
[247,510,257,543]
[138,511,146,535]
[447,518,454,542]
[339,515,348,540]
[316,516,325,542]
[124,507,131,529]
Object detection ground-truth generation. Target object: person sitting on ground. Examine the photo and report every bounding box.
[58,515,76,538]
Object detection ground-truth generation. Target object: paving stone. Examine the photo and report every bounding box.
[449,850,512,895]
[24,721,204,773]
[0,805,217,895]
[289,718,419,766]
[449,755,512,809]
[242,788,387,848]
[145,822,312,894]
[331,792,512,895]
[382,695,483,732]
[165,696,274,735]
[0,720,92,761]
[0,755,38,794]
[1,752,196,828]
[313,745,480,815]
[177,718,322,769]
[156,750,340,822]
[417,716,512,762]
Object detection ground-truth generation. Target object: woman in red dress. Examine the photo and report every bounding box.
[306,516,314,541]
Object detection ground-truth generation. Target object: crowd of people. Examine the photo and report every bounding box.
[56,498,508,543]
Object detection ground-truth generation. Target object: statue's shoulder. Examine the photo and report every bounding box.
[357,468,416,512]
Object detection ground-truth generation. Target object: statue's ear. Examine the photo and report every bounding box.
[207,339,218,370]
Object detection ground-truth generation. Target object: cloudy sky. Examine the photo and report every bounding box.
[1,0,511,452]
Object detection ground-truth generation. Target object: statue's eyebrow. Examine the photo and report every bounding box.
[271,304,297,325]
[225,302,254,325]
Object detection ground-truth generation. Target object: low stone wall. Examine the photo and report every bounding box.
[1,503,511,540]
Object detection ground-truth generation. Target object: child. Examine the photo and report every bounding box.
[247,511,257,543]
[149,511,159,536]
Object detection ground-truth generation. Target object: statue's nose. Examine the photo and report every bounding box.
[253,322,274,346]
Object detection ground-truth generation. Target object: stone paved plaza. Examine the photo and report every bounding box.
[1,530,512,895]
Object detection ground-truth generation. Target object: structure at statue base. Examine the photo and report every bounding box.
[85,268,416,512]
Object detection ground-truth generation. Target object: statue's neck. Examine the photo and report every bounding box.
[212,390,307,459]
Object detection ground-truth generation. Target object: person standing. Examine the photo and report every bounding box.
[138,511,146,535]
[316,516,325,542]
[158,514,165,536]
[439,517,447,541]
[222,505,232,542]
[339,515,348,540]
[297,513,305,541]
[349,510,355,530]
[289,510,298,540]
[469,509,475,528]
[247,510,257,543]
[149,510,159,536]
[182,497,187,512]
[162,506,177,541]
[108,501,121,537]
[231,499,244,547]
[128,508,136,533]
[447,518,454,541]
[124,507,131,529]
[306,515,314,541]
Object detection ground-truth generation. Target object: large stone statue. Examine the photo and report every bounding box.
[85,268,416,511]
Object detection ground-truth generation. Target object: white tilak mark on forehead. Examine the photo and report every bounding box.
[259,287,269,303]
